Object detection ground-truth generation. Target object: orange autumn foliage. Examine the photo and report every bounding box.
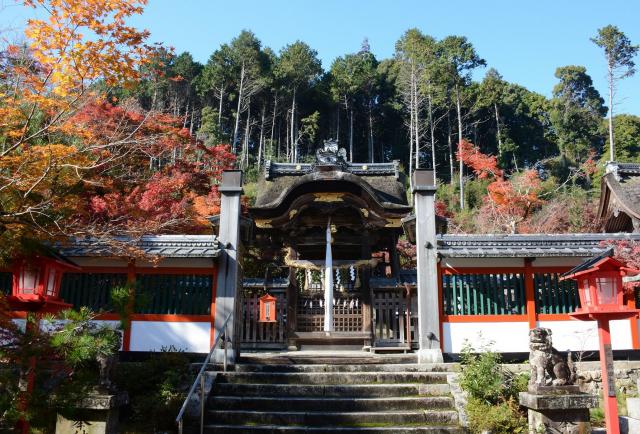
[456,139,503,179]
[0,0,194,260]
[456,140,544,233]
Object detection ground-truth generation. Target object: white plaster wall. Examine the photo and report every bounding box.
[443,321,530,353]
[536,319,632,352]
[129,321,210,353]
[439,258,524,268]
[67,257,129,267]
[136,258,215,269]
[68,257,215,269]
[12,319,26,331]
[531,257,587,267]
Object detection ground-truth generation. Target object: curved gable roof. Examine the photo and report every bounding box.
[598,162,640,232]
[251,161,411,217]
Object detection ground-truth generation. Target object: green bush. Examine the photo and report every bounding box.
[116,352,191,433]
[459,342,529,433]
[466,397,527,434]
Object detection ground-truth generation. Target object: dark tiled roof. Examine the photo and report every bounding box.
[253,161,410,210]
[599,162,640,232]
[436,233,640,258]
[265,161,399,179]
[60,235,222,258]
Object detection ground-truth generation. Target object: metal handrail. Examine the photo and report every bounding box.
[176,312,232,434]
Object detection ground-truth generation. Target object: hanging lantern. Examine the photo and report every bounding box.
[259,293,277,323]
[9,256,78,313]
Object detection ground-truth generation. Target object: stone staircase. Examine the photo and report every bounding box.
[202,354,465,433]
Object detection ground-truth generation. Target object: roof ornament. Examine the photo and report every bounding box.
[314,138,348,171]
[605,161,621,181]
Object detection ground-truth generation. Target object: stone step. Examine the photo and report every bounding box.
[203,425,466,434]
[213,382,451,398]
[207,410,459,427]
[238,354,418,366]
[215,371,450,385]
[233,363,459,373]
[209,396,455,412]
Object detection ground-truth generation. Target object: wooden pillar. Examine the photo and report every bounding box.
[390,234,401,278]
[361,231,373,349]
[627,293,640,350]
[286,249,299,351]
[437,263,444,351]
[524,258,537,329]
[122,260,136,351]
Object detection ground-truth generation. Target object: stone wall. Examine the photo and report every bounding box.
[504,361,640,395]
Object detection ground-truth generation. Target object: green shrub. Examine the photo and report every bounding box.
[466,397,527,434]
[459,346,505,405]
[459,342,528,433]
[116,352,191,432]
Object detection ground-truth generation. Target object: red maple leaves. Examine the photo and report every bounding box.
[73,100,236,234]
[456,140,544,233]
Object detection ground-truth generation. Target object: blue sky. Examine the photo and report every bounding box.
[4,0,640,114]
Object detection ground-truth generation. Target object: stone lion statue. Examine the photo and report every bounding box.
[529,327,576,387]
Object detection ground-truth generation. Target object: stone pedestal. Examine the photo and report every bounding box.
[519,386,598,434]
[620,397,640,434]
[55,392,128,434]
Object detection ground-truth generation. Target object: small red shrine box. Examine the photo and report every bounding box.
[259,294,277,323]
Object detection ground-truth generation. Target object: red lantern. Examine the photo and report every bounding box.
[562,252,639,321]
[561,250,640,434]
[259,294,277,323]
[8,256,78,313]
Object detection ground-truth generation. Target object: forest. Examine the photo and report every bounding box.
[1,0,639,261]
[107,26,640,234]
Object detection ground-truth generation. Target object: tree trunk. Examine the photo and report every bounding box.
[183,102,189,129]
[270,92,278,160]
[413,72,420,170]
[349,108,354,162]
[447,111,453,184]
[336,106,340,143]
[368,101,374,163]
[242,97,251,169]
[189,106,195,136]
[608,66,615,161]
[218,86,224,130]
[408,66,414,189]
[285,110,290,161]
[494,102,503,160]
[456,84,464,210]
[258,103,266,171]
[428,90,436,178]
[232,62,246,154]
[290,87,297,163]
